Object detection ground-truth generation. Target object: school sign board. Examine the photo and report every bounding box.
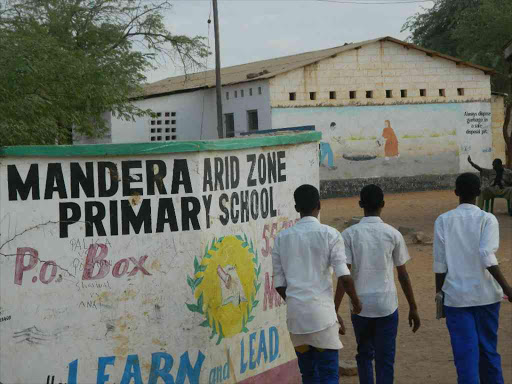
[0,132,320,384]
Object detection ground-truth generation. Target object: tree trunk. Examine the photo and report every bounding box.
[504,103,512,168]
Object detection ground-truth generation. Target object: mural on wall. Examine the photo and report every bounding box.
[0,139,319,384]
[187,235,262,345]
[273,102,492,181]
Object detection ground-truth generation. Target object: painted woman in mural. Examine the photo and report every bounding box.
[319,122,338,170]
[379,120,399,160]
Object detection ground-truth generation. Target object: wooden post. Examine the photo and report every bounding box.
[213,0,224,139]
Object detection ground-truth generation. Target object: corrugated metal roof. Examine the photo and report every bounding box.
[139,36,495,99]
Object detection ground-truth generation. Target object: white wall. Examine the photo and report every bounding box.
[111,89,218,143]
[0,135,320,384]
[272,102,492,180]
[222,80,272,135]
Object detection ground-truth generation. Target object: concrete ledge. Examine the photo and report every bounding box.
[239,359,301,384]
[320,174,460,199]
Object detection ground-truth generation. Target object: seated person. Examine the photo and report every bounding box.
[468,156,512,209]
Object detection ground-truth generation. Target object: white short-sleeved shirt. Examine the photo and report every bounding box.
[271,216,351,335]
[342,216,410,318]
[433,204,503,307]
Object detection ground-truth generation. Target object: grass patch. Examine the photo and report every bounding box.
[402,135,423,139]
[369,136,377,140]
[348,136,367,141]
[430,133,442,138]
[448,129,456,136]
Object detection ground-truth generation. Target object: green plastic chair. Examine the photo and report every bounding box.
[484,195,512,216]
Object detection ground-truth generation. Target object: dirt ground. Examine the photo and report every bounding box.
[320,190,512,384]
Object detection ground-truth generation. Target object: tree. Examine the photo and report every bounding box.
[0,0,209,146]
[401,0,480,58]
[402,0,512,166]
[453,0,512,166]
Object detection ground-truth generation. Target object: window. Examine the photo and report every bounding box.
[241,90,244,98]
[309,92,316,101]
[349,91,356,99]
[172,135,177,140]
[439,89,446,97]
[366,90,373,99]
[225,113,235,138]
[457,88,465,96]
[386,90,393,98]
[258,87,262,95]
[401,89,407,98]
[149,111,176,143]
[247,110,259,131]
[420,89,427,97]
[226,91,230,100]
[235,91,238,98]
[249,88,253,96]
[329,91,336,100]
[289,92,296,101]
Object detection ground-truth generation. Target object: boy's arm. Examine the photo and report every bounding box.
[393,233,420,332]
[271,236,287,301]
[433,217,448,294]
[487,266,512,301]
[481,216,512,301]
[468,155,483,172]
[396,265,420,332]
[331,231,362,314]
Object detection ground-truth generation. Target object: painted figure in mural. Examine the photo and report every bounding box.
[434,173,512,384]
[378,120,399,160]
[217,265,247,306]
[272,184,361,384]
[341,185,420,384]
[319,122,338,170]
[468,156,512,211]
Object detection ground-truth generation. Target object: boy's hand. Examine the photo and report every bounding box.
[351,299,362,315]
[504,287,512,302]
[409,309,421,333]
[337,315,346,335]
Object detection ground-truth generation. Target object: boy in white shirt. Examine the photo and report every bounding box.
[341,184,420,384]
[434,173,512,384]
[272,184,361,384]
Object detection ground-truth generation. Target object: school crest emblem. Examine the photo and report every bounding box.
[186,235,262,344]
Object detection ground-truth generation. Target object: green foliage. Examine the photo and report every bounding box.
[402,0,512,93]
[0,0,209,146]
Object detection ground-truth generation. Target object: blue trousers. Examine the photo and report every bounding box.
[319,142,334,168]
[445,302,503,384]
[295,345,339,384]
[351,310,399,384]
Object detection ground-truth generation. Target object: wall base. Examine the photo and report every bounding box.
[320,174,460,199]
[239,359,301,384]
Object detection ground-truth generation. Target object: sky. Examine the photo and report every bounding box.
[145,0,434,83]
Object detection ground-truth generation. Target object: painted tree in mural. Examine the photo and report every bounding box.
[0,0,209,146]
[403,0,512,166]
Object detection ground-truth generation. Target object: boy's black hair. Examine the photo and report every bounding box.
[294,184,320,214]
[456,173,481,200]
[360,184,384,211]
[492,158,503,168]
